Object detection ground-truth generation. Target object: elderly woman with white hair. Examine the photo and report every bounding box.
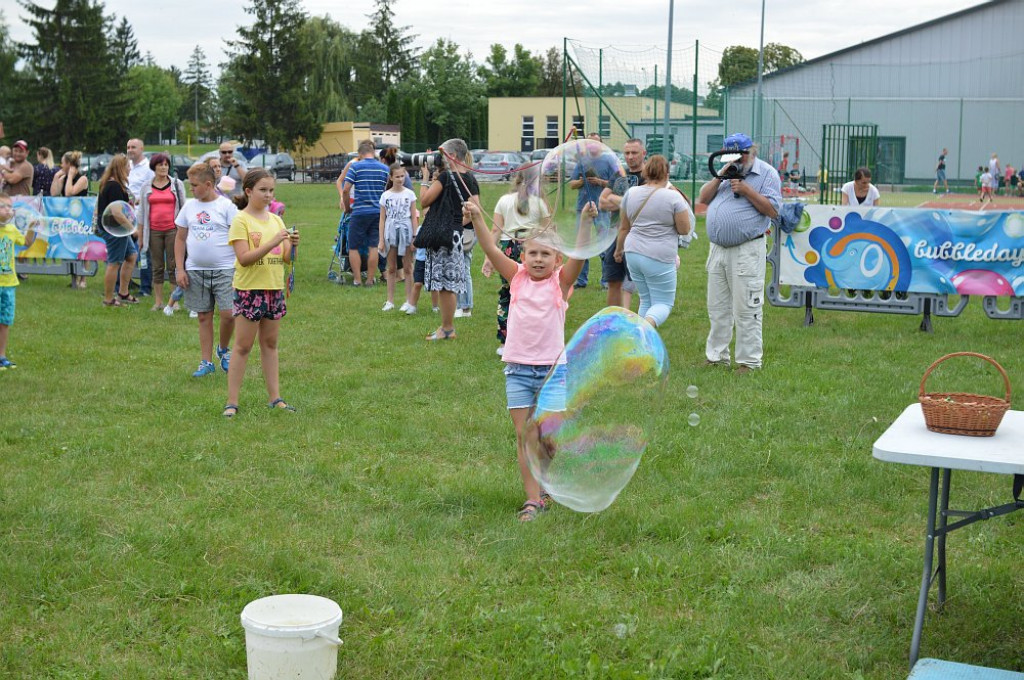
[416,138,481,340]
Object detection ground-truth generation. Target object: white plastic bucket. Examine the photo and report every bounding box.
[240,594,343,680]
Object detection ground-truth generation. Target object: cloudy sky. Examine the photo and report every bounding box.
[6,0,975,77]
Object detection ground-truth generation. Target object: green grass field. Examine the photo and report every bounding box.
[2,183,1021,678]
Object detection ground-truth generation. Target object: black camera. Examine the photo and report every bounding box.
[708,149,749,197]
[708,149,747,181]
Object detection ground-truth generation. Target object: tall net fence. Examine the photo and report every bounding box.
[722,51,1024,189]
[564,40,723,195]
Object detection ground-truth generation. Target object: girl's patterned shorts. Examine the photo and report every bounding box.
[233,289,287,322]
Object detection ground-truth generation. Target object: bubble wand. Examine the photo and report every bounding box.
[286,226,297,297]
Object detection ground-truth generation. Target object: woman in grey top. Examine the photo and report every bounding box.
[612,155,693,327]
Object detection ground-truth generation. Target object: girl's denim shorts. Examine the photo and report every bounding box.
[504,362,567,411]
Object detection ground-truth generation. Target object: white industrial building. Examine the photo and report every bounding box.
[724,0,1024,185]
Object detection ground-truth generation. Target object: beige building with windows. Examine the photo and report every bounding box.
[487,97,718,152]
[297,122,401,156]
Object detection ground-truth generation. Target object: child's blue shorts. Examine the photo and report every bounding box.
[0,287,15,326]
[504,362,567,411]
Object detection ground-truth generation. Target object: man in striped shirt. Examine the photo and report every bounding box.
[698,133,781,374]
[343,140,390,286]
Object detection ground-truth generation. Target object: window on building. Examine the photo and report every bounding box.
[571,115,585,136]
[521,116,534,137]
[706,135,724,152]
[599,115,611,139]
[546,116,559,137]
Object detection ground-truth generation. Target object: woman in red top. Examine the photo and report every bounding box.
[138,153,186,311]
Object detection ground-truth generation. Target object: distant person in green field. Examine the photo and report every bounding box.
[933,148,948,194]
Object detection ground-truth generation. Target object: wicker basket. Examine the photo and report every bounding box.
[919,352,1011,437]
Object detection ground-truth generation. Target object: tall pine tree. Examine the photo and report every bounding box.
[226,0,323,150]
[182,46,213,136]
[353,0,417,106]
[17,0,126,150]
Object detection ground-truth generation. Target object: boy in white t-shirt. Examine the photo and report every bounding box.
[174,161,240,377]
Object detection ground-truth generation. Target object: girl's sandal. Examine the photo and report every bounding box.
[223,404,239,418]
[539,493,554,512]
[425,327,456,341]
[268,398,296,412]
[517,501,543,523]
[117,293,139,304]
[101,298,122,307]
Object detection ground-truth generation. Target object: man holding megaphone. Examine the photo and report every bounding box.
[698,133,781,374]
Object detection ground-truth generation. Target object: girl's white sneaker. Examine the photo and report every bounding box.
[382,301,395,311]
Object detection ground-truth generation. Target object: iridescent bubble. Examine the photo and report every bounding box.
[101,200,137,238]
[13,203,50,237]
[531,140,622,259]
[686,385,698,399]
[687,413,701,427]
[524,307,669,513]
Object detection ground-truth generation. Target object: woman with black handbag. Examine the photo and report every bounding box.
[415,138,481,341]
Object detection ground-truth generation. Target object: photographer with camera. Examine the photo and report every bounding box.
[698,133,781,374]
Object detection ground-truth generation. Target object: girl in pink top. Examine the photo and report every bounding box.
[464,201,591,522]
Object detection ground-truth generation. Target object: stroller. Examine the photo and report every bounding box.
[327,212,387,285]
[327,213,352,284]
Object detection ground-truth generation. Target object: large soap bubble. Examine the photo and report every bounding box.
[524,307,669,512]
[101,200,137,237]
[12,203,48,237]
[530,139,623,259]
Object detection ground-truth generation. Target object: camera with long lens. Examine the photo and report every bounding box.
[405,151,445,170]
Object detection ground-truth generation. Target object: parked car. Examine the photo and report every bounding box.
[306,153,356,182]
[475,152,528,181]
[198,147,249,168]
[172,154,196,180]
[82,153,113,181]
[670,153,713,181]
[248,152,295,181]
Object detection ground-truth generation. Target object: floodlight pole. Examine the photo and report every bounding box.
[663,0,674,155]
[754,0,766,143]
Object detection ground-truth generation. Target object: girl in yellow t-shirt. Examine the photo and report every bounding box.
[223,168,300,417]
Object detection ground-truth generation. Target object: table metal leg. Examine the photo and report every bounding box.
[910,467,940,668]
[937,468,951,606]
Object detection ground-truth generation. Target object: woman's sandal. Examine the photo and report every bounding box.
[539,493,553,511]
[517,500,544,523]
[223,404,239,418]
[268,398,296,412]
[101,298,122,307]
[117,293,139,304]
[425,327,456,341]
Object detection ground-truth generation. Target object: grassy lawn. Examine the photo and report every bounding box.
[1,182,1021,678]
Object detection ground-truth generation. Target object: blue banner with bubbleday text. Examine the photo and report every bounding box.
[779,206,1024,296]
[11,196,108,261]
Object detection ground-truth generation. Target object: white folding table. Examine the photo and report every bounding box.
[873,404,1024,668]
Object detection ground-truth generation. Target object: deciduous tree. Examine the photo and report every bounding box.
[124,64,182,143]
[478,44,542,97]
[416,38,485,142]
